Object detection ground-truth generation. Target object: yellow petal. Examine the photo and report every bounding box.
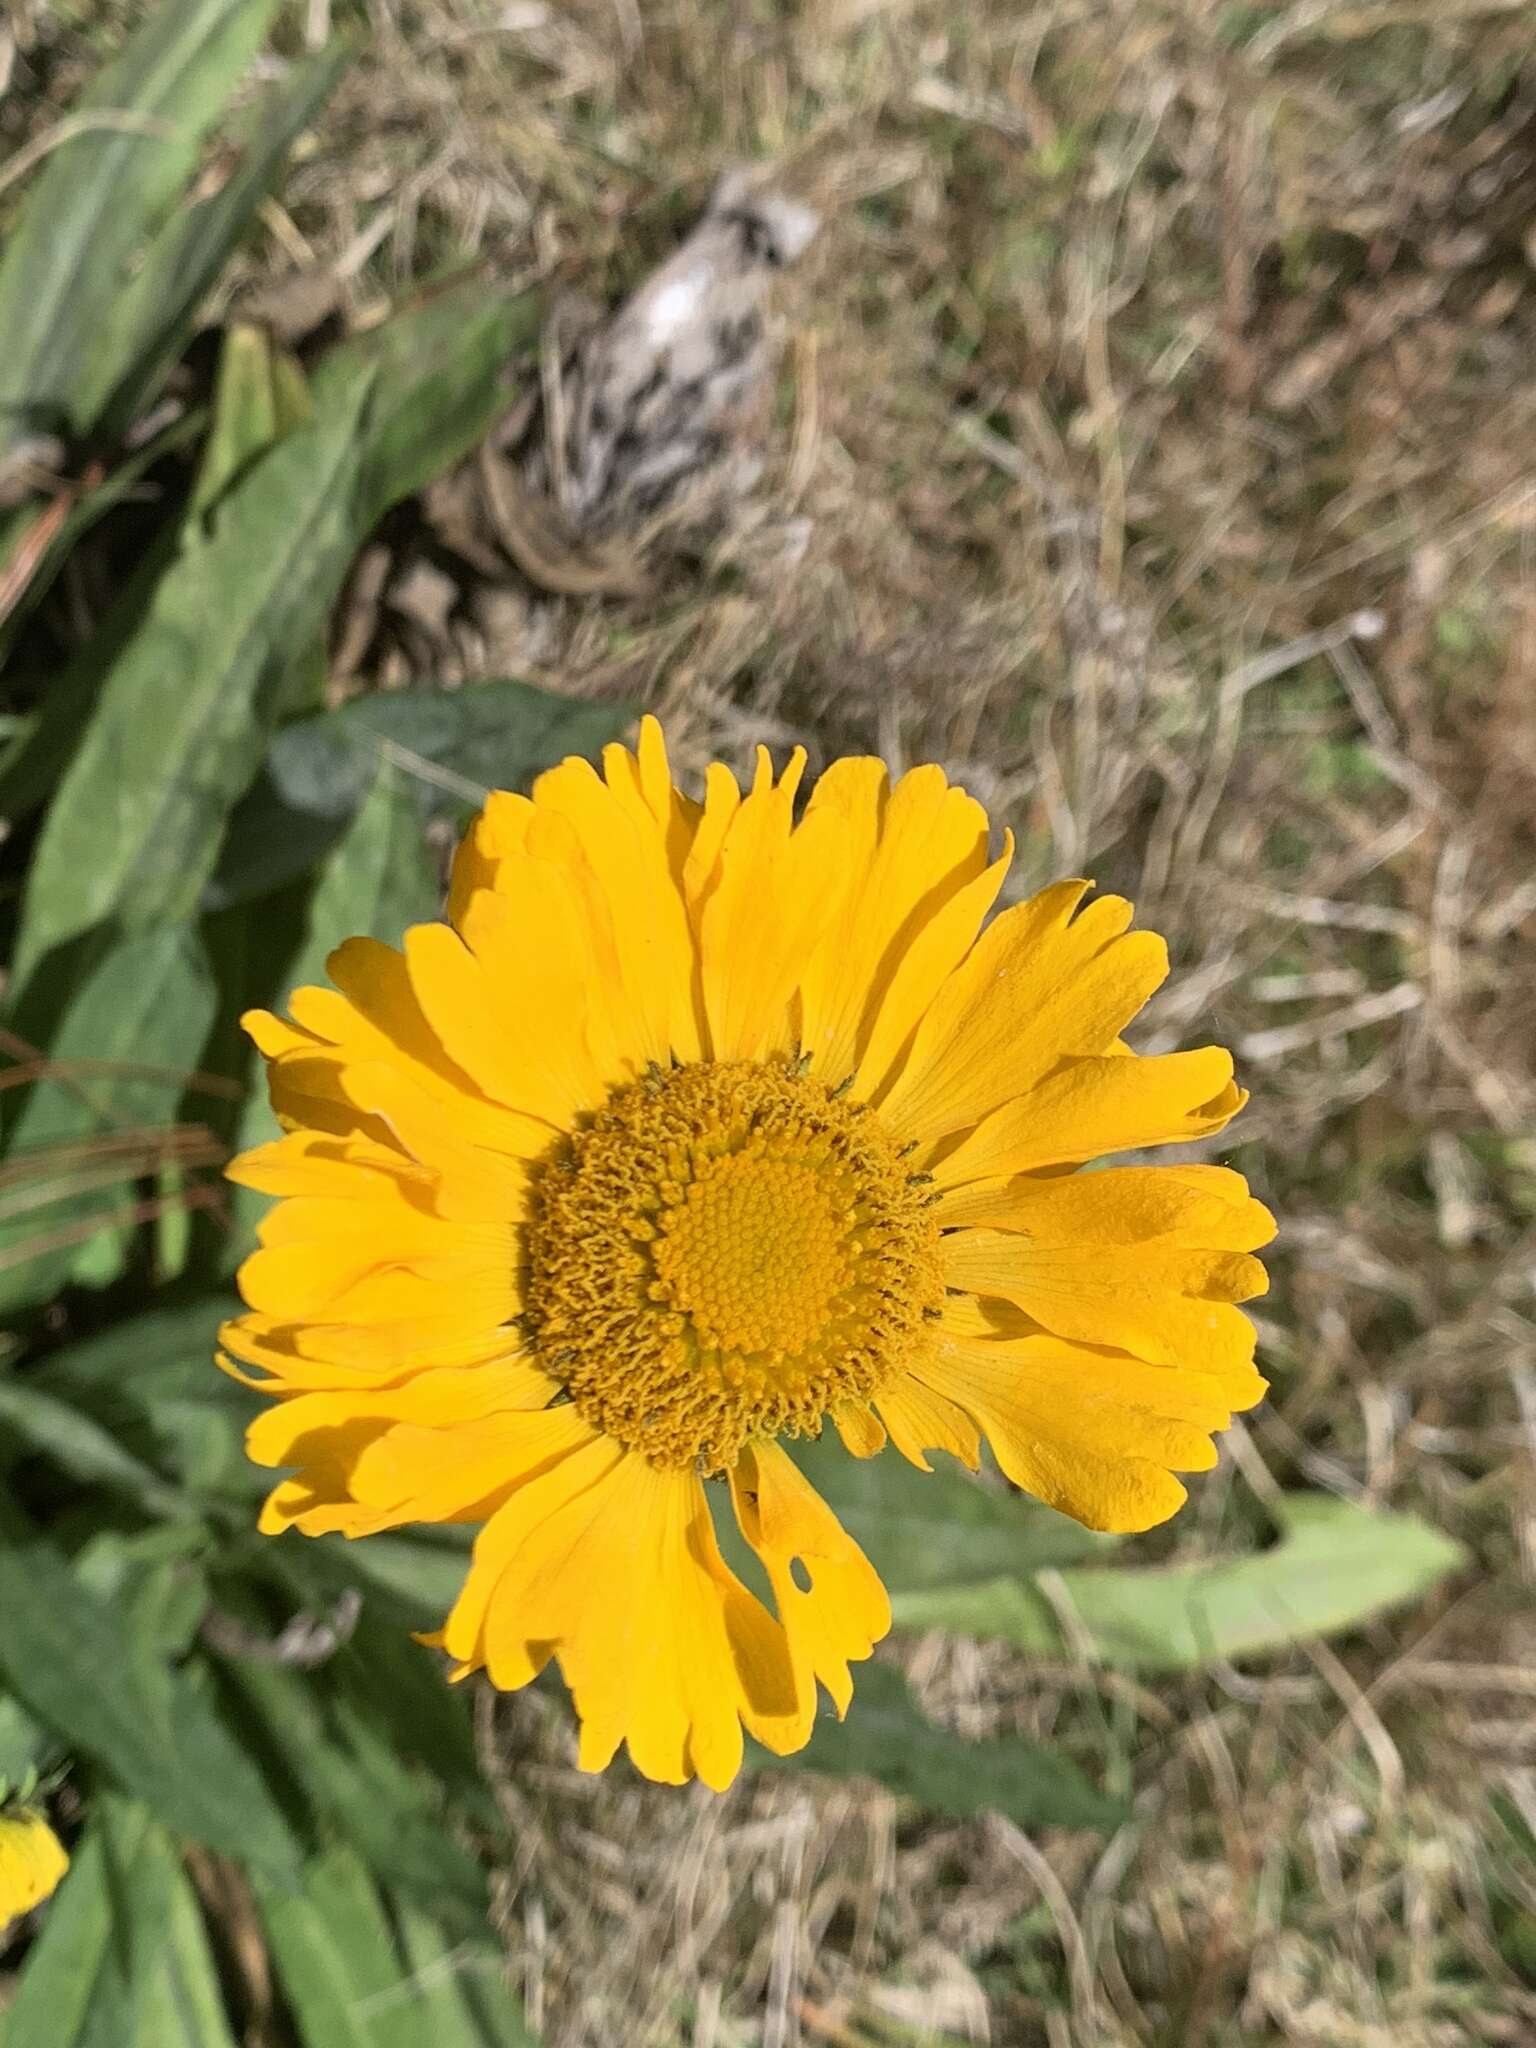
[530,753,701,1065]
[929,1047,1246,1186]
[258,1472,405,1537]
[245,1359,554,1468]
[243,1009,323,1060]
[854,839,1013,1100]
[446,789,534,927]
[681,760,742,919]
[350,1401,595,1522]
[919,1327,1264,1532]
[730,1439,890,1722]
[873,1373,981,1472]
[448,1449,799,1788]
[457,866,623,1100]
[237,1237,517,1334]
[0,1811,69,1923]
[798,760,1009,1090]
[698,751,850,1061]
[225,1130,429,1202]
[403,920,601,1129]
[438,1430,625,1669]
[333,1059,535,1213]
[943,1228,1266,1379]
[936,1164,1276,1249]
[312,939,552,1160]
[601,716,700,890]
[220,1313,524,1396]
[877,882,1167,1144]
[830,1401,886,1458]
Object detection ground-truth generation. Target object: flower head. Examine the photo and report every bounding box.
[0,1808,68,1927]
[224,721,1273,1788]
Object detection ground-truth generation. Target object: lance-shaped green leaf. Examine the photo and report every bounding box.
[11,377,373,988]
[0,1538,300,1880]
[129,1858,242,2048]
[890,1492,1467,1671]
[207,679,632,911]
[750,1660,1126,1831]
[0,1377,190,1521]
[189,323,313,522]
[93,38,352,438]
[311,277,542,530]
[0,0,280,448]
[789,1428,1112,1592]
[0,925,218,1313]
[256,1848,534,2048]
[2,1799,176,2048]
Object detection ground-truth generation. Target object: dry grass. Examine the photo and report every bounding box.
[10,0,1536,2039]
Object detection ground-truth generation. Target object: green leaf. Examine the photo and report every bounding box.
[789,1430,1111,1594]
[25,1297,234,1397]
[277,1526,472,1629]
[0,1376,189,1520]
[0,0,280,447]
[14,272,543,989]
[2,924,216,1151]
[0,1538,300,1879]
[216,1649,486,1910]
[257,1848,529,2048]
[11,380,374,988]
[390,1893,539,2048]
[0,1692,54,1802]
[190,323,313,520]
[0,521,182,821]
[0,925,217,1311]
[295,760,443,968]
[129,1860,241,2048]
[27,1294,234,1392]
[3,1798,176,2048]
[890,1492,1468,1671]
[25,1297,257,1502]
[207,679,634,912]
[95,38,352,438]
[751,1661,1125,1832]
[310,278,542,530]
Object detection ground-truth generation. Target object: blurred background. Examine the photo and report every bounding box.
[0,1,1534,2043]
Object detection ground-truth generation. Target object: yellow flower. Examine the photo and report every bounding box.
[0,1808,68,1926]
[224,721,1273,1789]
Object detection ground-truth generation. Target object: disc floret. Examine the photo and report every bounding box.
[523,1059,946,1471]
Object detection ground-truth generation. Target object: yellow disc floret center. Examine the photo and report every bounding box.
[522,1060,945,1473]
[654,1151,850,1357]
